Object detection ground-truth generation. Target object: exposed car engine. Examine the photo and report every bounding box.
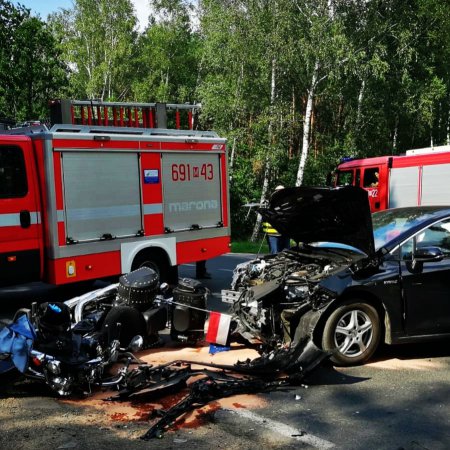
[226,249,341,350]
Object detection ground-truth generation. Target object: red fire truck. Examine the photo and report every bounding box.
[335,144,450,212]
[0,100,230,286]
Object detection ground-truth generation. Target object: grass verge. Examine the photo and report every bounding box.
[231,240,269,254]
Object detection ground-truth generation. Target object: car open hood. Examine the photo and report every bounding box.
[259,186,375,256]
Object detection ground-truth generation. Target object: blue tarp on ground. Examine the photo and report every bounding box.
[0,315,36,373]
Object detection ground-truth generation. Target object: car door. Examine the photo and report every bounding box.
[0,137,42,285]
[400,217,450,335]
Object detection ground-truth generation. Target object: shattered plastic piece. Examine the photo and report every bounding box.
[135,337,329,440]
[209,344,231,354]
[140,372,289,440]
[233,338,329,374]
[295,394,302,400]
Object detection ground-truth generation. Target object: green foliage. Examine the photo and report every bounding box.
[5,0,450,239]
[132,0,200,102]
[229,153,261,239]
[0,0,66,121]
[49,0,138,100]
[231,240,269,254]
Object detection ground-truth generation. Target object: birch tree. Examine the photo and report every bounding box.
[133,0,200,102]
[49,0,138,100]
[294,0,354,186]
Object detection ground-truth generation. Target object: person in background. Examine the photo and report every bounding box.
[370,171,379,187]
[196,260,211,279]
[262,185,291,254]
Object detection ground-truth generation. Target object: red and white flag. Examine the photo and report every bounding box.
[206,311,231,346]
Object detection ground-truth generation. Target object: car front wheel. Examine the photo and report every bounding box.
[322,300,381,366]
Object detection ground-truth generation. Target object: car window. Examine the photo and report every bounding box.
[372,208,442,251]
[401,218,450,259]
[417,219,450,253]
[401,237,414,260]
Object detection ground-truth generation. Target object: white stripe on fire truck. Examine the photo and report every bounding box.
[56,204,163,222]
[0,212,40,227]
[143,204,163,214]
[66,205,141,221]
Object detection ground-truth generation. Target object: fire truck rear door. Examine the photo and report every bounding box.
[161,153,223,231]
[61,151,142,242]
[389,167,420,208]
[0,137,41,284]
[420,163,450,205]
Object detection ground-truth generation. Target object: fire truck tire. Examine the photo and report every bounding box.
[131,252,170,283]
[101,306,147,349]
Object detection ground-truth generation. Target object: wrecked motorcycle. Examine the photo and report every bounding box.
[0,267,208,396]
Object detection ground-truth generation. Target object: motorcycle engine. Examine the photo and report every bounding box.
[33,302,105,395]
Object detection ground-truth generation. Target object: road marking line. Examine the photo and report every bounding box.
[224,408,335,449]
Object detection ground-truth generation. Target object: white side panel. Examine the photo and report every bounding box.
[421,164,450,205]
[62,152,142,242]
[389,167,420,208]
[161,153,222,231]
[120,237,177,273]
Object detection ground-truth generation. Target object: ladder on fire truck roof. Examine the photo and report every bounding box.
[49,99,201,130]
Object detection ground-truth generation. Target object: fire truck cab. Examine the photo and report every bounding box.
[0,100,230,287]
[336,145,450,212]
[336,156,390,212]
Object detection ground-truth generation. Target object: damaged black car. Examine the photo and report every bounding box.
[226,186,450,365]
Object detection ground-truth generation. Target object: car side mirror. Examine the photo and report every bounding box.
[413,246,444,263]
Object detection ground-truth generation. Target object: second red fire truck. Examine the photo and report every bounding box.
[0,100,230,287]
[336,144,450,212]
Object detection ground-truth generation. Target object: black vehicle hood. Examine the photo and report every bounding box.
[259,186,375,256]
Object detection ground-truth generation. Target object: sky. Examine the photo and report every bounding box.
[13,0,150,31]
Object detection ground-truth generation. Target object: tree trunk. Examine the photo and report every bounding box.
[229,62,244,183]
[295,60,319,187]
[447,108,450,145]
[229,136,237,181]
[289,86,295,158]
[392,115,399,152]
[251,57,276,242]
[356,79,365,129]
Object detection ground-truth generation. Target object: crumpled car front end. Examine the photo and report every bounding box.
[227,245,363,349]
[224,186,375,365]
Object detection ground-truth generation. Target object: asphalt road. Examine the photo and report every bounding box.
[1,253,450,449]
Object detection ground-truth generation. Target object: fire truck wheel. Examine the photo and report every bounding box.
[101,306,147,349]
[132,252,169,283]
